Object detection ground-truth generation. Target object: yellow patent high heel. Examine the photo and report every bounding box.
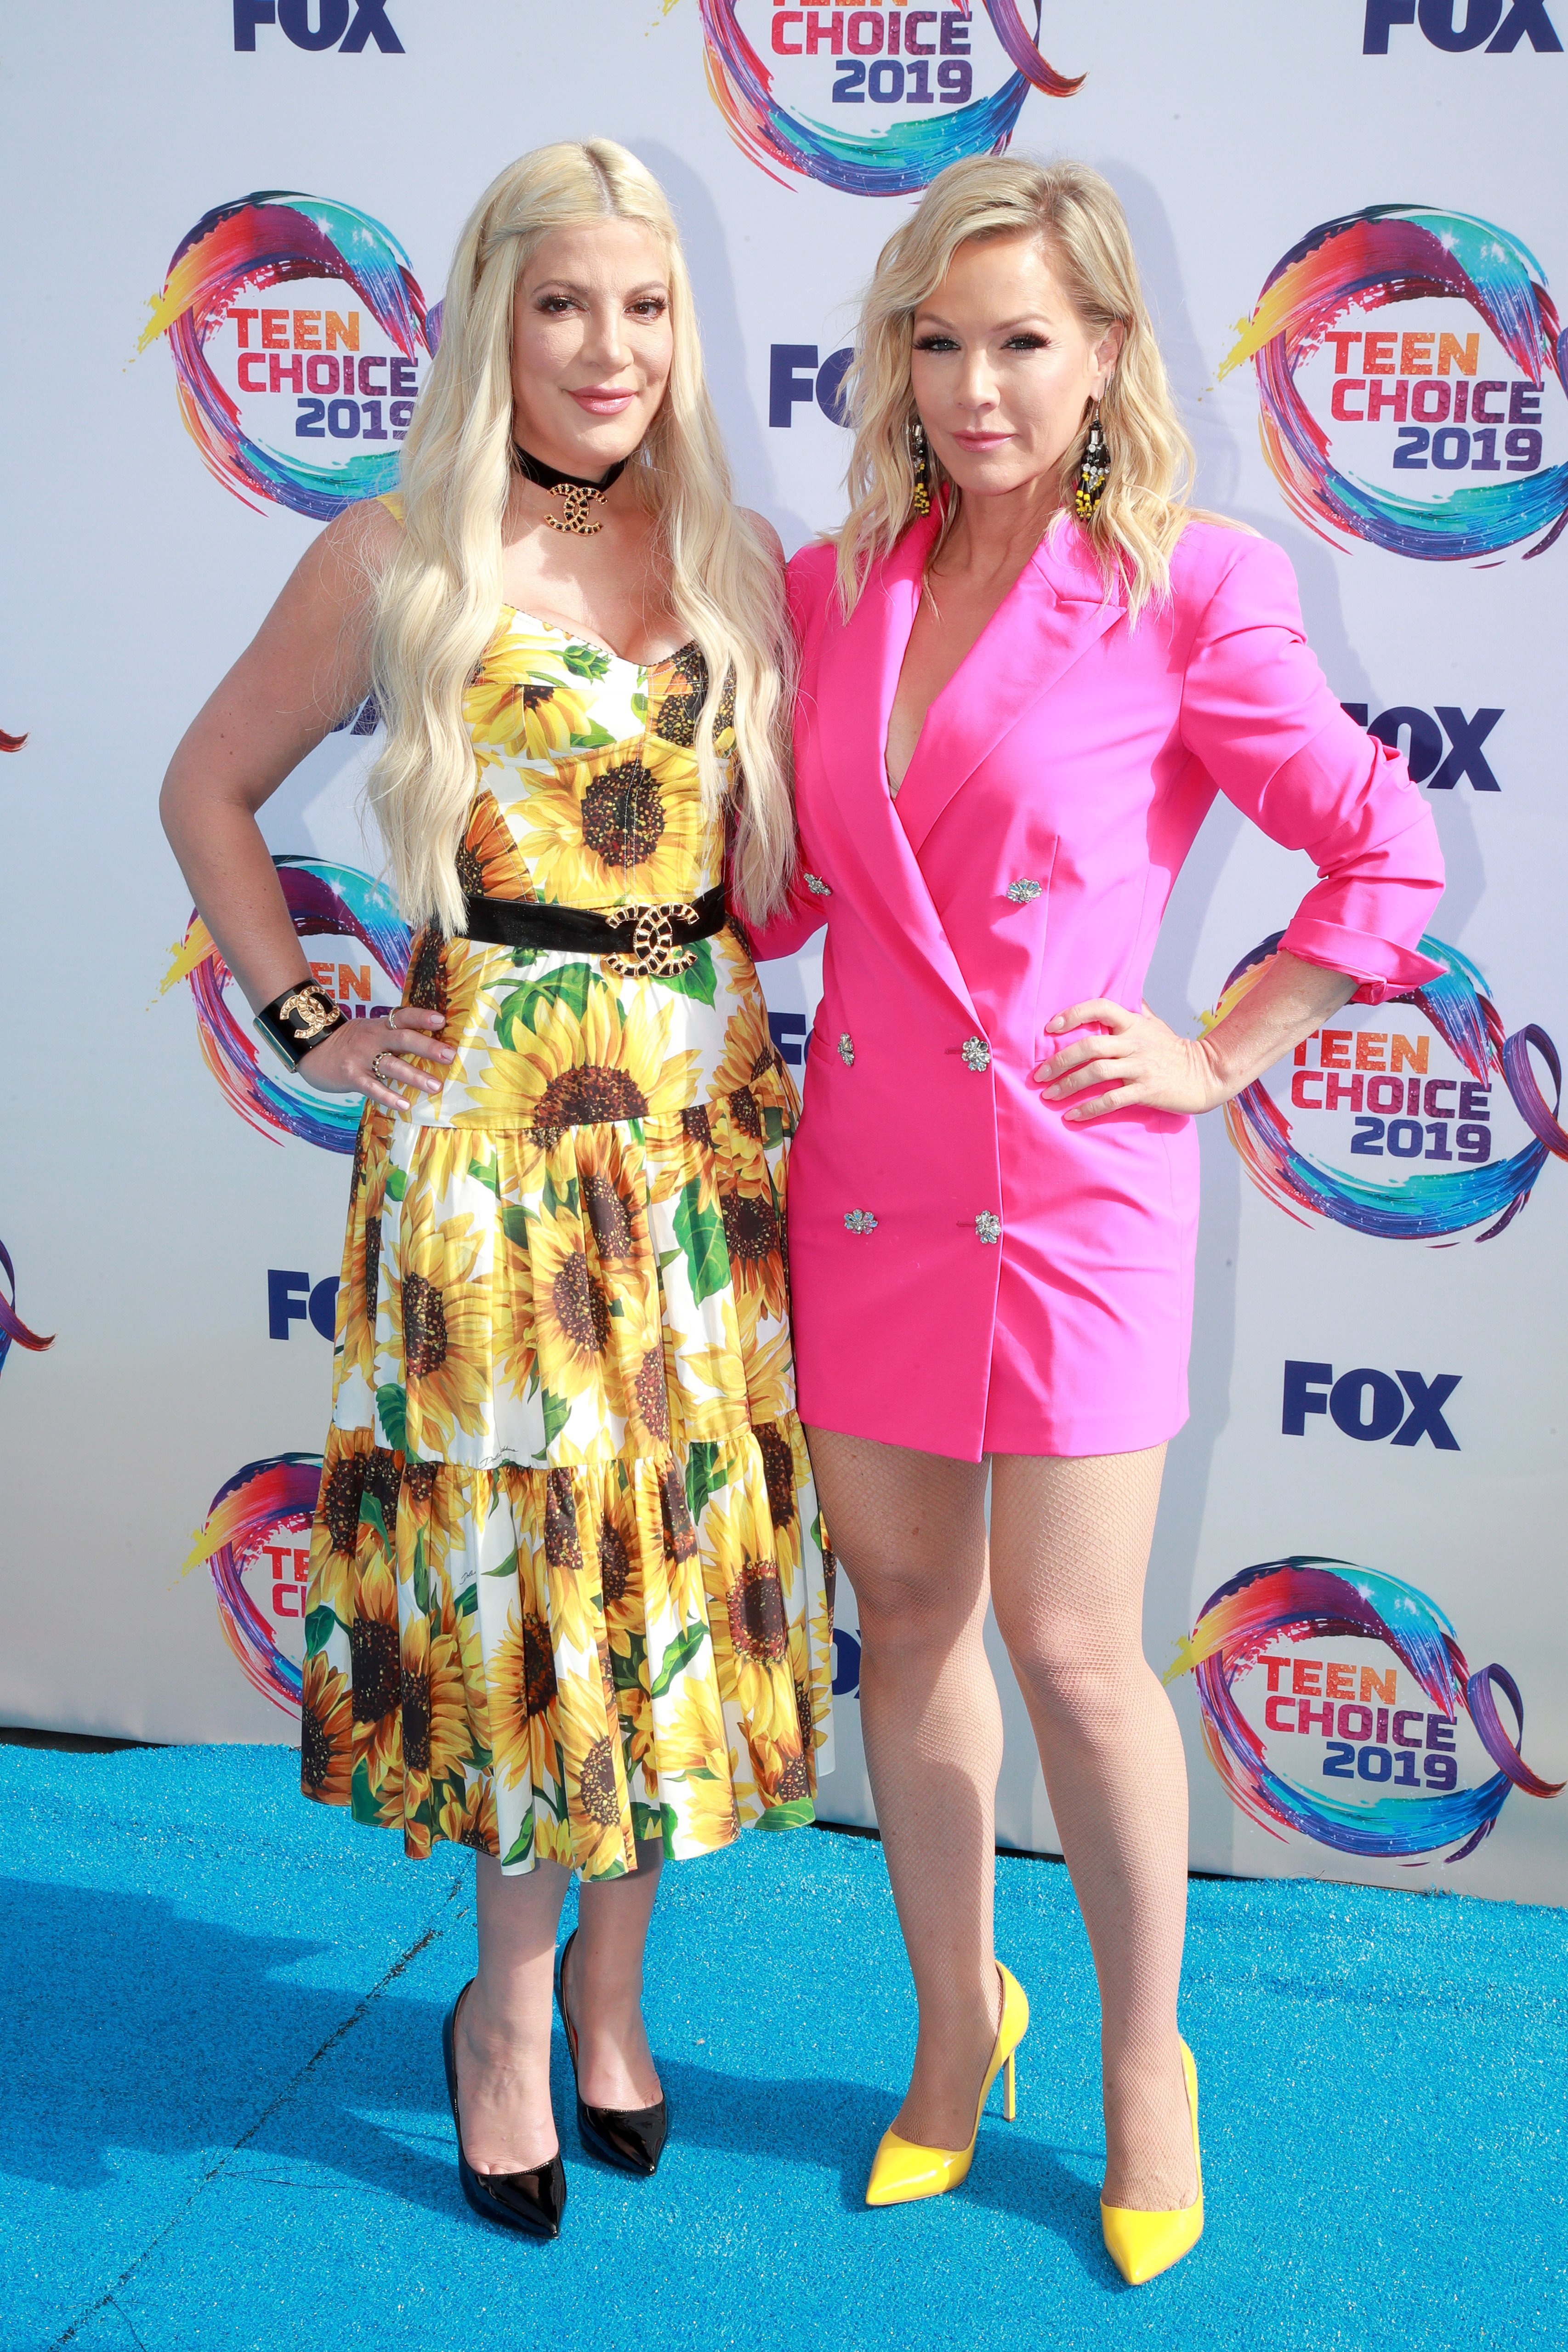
[1099,2039,1204,2286]
[864,1963,1029,2207]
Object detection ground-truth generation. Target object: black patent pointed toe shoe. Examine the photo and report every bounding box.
[442,1982,567,2239]
[557,1928,669,2176]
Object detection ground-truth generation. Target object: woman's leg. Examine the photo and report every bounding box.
[457,1836,664,2170]
[568,1836,665,2107]
[988,1446,1196,2212]
[806,1426,1002,2150]
[457,1853,570,2172]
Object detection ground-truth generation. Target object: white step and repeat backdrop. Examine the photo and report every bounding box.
[2,1,1565,1902]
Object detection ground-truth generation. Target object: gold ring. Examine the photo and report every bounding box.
[371,1049,393,1086]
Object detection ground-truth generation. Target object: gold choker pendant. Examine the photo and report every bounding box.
[548,482,607,535]
[512,442,627,537]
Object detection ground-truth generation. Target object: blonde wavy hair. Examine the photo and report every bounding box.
[367,140,794,934]
[837,156,1199,621]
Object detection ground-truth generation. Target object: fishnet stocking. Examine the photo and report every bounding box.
[806,1427,1004,2152]
[990,1445,1195,2210]
[808,1428,1194,2209]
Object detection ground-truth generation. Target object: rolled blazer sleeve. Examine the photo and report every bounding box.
[733,543,835,964]
[732,861,828,964]
[1178,533,1445,1004]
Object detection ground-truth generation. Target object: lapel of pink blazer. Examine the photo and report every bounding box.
[812,514,980,1025]
[892,516,1127,858]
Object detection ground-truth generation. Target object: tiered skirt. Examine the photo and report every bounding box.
[300,939,834,1878]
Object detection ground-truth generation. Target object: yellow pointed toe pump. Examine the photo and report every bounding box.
[1100,2039,1204,2286]
[864,1964,1029,2208]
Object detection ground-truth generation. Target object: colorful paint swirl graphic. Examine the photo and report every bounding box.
[138,192,429,519]
[1220,205,1568,560]
[0,1237,54,1384]
[1167,1557,1562,1864]
[159,857,410,1153]
[1212,932,1568,1241]
[699,0,1080,195]
[186,1454,321,1714]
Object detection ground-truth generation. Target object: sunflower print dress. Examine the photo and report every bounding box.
[299,604,834,1878]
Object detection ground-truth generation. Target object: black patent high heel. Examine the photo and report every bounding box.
[557,1927,669,2175]
[442,1982,567,2239]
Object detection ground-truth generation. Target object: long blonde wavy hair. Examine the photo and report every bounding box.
[367,140,795,934]
[837,156,1199,621]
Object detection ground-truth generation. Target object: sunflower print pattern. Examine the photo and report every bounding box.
[301,608,834,1878]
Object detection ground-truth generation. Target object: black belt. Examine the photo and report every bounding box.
[461,884,728,977]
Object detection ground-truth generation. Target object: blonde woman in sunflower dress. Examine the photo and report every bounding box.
[159,142,832,2240]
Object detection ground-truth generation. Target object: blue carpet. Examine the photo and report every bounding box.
[1,1746,1563,2352]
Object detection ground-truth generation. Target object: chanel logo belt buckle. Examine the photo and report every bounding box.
[604,901,700,978]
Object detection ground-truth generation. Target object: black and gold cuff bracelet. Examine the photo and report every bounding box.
[254,980,348,1071]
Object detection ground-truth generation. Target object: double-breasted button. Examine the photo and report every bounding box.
[961,1036,990,1073]
[1006,878,1042,904]
[975,1212,1001,1245]
[844,1208,878,1234]
[804,873,832,896]
[838,1033,855,1066]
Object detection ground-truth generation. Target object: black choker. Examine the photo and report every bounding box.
[512,441,627,535]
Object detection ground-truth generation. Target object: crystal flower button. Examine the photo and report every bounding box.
[974,1212,1001,1245]
[838,1033,855,1066]
[1006,878,1042,904]
[844,1209,878,1235]
[804,873,832,896]
[961,1036,991,1073]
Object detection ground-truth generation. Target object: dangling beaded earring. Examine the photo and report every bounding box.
[909,415,932,517]
[1074,403,1110,523]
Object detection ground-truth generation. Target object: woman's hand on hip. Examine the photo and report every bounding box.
[1034,999,1225,1121]
[298,1007,454,1113]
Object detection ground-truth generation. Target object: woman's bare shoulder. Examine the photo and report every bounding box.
[279,496,402,630]
[324,493,404,569]
[741,507,786,569]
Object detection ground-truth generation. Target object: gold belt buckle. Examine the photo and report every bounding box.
[603,900,700,978]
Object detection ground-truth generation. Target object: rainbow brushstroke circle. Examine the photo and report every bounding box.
[1167,1556,1562,1864]
[1213,932,1568,1242]
[159,857,411,1154]
[1220,205,1568,561]
[138,191,430,519]
[699,0,1081,195]
[186,1453,322,1714]
[0,1237,53,1384]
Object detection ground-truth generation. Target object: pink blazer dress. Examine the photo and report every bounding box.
[750,512,1445,1461]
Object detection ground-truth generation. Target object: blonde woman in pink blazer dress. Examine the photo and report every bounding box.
[750,159,1444,2284]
